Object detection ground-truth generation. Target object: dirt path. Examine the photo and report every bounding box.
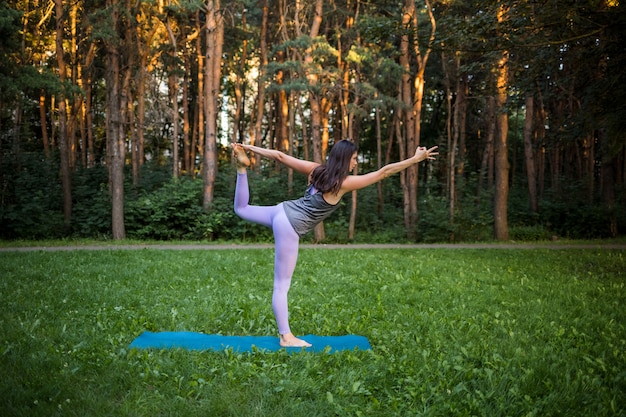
[2,242,626,252]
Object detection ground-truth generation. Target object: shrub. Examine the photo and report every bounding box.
[71,165,111,238]
[125,177,208,240]
[509,225,553,241]
[0,152,66,238]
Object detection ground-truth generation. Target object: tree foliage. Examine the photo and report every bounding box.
[0,0,624,242]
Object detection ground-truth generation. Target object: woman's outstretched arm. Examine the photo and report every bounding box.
[237,144,319,176]
[340,146,438,194]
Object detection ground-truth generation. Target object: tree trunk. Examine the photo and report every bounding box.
[202,0,223,211]
[55,0,72,230]
[78,84,87,168]
[275,48,288,173]
[132,14,157,181]
[82,42,96,169]
[347,61,361,241]
[450,72,463,228]
[166,17,180,178]
[278,68,291,185]
[194,9,204,178]
[493,6,510,241]
[50,96,56,148]
[248,0,268,172]
[456,74,468,200]
[412,0,435,239]
[85,73,94,168]
[297,94,310,162]
[550,143,560,195]
[68,1,78,171]
[169,71,180,178]
[340,7,360,240]
[305,0,325,242]
[600,138,617,238]
[395,92,409,231]
[399,0,436,240]
[375,94,383,218]
[39,92,50,159]
[105,0,126,240]
[121,0,134,193]
[478,97,495,204]
[182,50,191,174]
[442,51,455,225]
[232,9,246,151]
[288,90,297,197]
[348,121,360,241]
[338,25,349,140]
[523,94,538,213]
[582,133,595,201]
[399,0,413,236]
[134,54,147,184]
[535,83,546,198]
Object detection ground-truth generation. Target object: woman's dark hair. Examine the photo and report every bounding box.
[310,139,357,194]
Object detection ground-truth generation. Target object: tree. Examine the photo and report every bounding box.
[493,3,510,241]
[55,0,72,230]
[202,0,224,211]
[249,0,268,170]
[305,0,328,242]
[2,0,625,241]
[132,1,159,183]
[102,0,129,239]
[523,94,538,213]
[399,0,436,240]
[441,50,467,226]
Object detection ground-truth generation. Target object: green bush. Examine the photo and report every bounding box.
[123,172,274,242]
[539,194,621,239]
[509,225,553,241]
[71,165,111,238]
[1,151,623,241]
[126,177,208,240]
[0,152,66,238]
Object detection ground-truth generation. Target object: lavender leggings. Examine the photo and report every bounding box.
[234,172,299,335]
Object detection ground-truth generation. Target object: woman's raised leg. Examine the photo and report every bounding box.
[234,172,276,227]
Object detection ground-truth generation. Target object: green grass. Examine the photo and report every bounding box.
[1,248,625,416]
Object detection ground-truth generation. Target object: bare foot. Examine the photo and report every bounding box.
[231,143,250,168]
[279,333,312,348]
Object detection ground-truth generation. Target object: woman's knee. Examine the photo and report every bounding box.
[234,204,250,219]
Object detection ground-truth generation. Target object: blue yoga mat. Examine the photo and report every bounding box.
[129,331,371,353]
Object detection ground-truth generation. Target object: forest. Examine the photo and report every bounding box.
[1,0,625,242]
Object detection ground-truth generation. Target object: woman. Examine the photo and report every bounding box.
[232,140,437,347]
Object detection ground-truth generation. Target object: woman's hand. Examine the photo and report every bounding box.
[415,146,438,162]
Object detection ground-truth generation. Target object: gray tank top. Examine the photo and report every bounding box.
[283,185,341,236]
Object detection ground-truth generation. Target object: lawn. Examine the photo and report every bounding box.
[1,247,624,416]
